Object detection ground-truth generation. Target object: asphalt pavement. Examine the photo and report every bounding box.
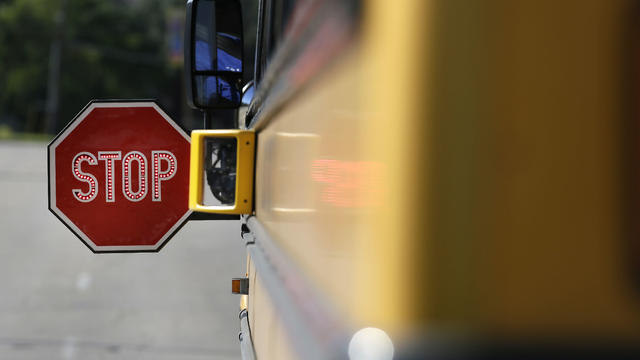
[0,140,244,359]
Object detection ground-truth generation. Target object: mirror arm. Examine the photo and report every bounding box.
[204,109,238,129]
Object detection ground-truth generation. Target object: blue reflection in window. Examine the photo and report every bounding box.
[206,76,218,101]
[217,33,241,72]
[217,49,241,72]
[196,76,240,106]
[217,77,235,101]
[195,76,217,105]
[196,36,240,72]
[195,40,214,71]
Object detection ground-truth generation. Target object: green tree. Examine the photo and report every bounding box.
[0,0,56,132]
[0,0,189,134]
[0,0,257,135]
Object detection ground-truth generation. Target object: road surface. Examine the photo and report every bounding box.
[0,140,244,360]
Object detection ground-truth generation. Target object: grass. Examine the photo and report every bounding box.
[0,124,53,142]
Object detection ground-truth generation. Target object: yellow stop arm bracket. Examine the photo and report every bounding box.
[189,130,255,214]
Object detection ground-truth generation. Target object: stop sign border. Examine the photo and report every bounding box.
[47,99,192,253]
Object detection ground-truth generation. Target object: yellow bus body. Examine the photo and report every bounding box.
[239,0,640,358]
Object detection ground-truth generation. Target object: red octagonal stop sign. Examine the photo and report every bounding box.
[48,100,191,252]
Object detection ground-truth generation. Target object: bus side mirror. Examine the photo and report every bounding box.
[185,0,244,109]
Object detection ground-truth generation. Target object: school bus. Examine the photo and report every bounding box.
[184,0,640,358]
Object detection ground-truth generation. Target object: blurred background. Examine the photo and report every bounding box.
[0,0,256,358]
[0,0,257,138]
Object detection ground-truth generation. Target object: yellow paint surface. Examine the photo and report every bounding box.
[248,0,640,356]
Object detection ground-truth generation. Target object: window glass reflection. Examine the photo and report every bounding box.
[195,40,214,71]
[217,33,242,72]
[194,0,215,71]
[190,0,243,107]
[214,0,242,73]
[195,75,241,107]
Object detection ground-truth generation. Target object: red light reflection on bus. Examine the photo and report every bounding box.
[311,159,382,208]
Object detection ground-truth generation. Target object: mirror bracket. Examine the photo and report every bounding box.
[189,130,255,214]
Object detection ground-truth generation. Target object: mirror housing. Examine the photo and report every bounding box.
[189,130,255,214]
[185,0,244,109]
